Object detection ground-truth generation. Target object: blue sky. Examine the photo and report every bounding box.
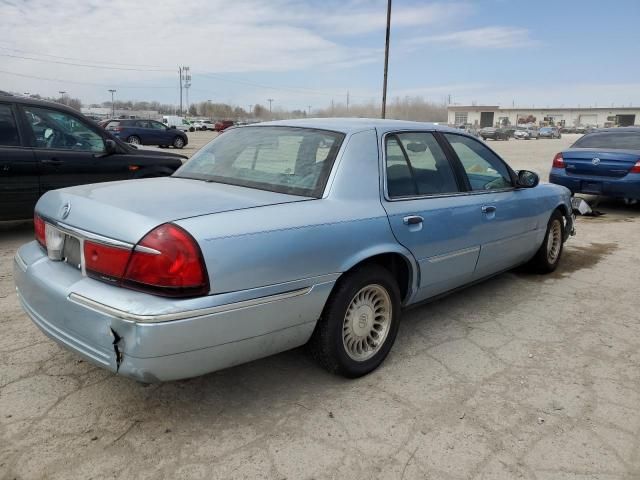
[1,0,639,110]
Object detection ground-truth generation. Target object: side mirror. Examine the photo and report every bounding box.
[169,125,176,129]
[105,139,117,154]
[517,170,539,188]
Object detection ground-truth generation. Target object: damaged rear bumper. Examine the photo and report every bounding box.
[14,242,334,382]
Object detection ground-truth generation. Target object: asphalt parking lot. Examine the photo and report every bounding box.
[1,134,639,479]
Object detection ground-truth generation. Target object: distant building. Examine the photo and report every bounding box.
[81,107,161,120]
[447,105,640,128]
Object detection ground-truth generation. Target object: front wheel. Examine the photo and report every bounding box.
[172,136,185,149]
[528,210,565,273]
[127,135,141,145]
[309,265,401,378]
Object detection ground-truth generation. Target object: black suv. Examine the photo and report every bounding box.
[0,94,186,221]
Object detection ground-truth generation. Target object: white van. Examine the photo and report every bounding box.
[162,116,195,132]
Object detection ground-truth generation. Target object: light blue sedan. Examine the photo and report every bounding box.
[14,119,575,382]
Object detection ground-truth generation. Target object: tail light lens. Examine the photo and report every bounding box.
[631,160,640,173]
[123,224,209,297]
[552,152,565,168]
[84,241,131,282]
[34,214,46,247]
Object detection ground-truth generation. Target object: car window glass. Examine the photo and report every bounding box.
[0,104,20,147]
[573,132,640,149]
[176,127,343,197]
[150,121,166,130]
[136,120,150,128]
[24,107,105,152]
[386,132,459,197]
[105,121,120,130]
[444,133,512,191]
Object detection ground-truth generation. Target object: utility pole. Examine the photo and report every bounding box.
[183,67,191,115]
[267,98,274,114]
[307,105,312,117]
[346,91,350,113]
[178,66,183,114]
[108,89,116,118]
[381,0,392,119]
[331,99,335,116]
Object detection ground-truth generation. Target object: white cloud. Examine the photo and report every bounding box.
[407,26,537,49]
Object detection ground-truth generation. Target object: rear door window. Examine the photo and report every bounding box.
[385,132,460,197]
[0,104,21,146]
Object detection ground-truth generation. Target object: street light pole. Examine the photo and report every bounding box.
[267,98,274,114]
[58,91,67,105]
[381,0,392,119]
[108,89,116,118]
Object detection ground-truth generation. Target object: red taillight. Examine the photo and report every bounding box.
[34,214,46,247]
[84,241,131,281]
[123,224,209,296]
[552,152,565,169]
[631,160,640,173]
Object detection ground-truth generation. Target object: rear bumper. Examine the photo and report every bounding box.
[549,169,640,199]
[14,242,334,382]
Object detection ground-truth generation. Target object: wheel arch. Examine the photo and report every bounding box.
[336,246,418,305]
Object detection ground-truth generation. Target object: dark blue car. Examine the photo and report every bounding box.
[549,128,640,200]
[103,119,188,149]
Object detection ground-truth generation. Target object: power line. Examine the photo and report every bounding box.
[0,53,173,72]
[0,69,175,89]
[0,45,172,69]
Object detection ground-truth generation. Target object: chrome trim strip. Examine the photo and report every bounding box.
[14,253,28,272]
[68,286,313,323]
[427,246,480,264]
[55,222,133,249]
[134,245,161,255]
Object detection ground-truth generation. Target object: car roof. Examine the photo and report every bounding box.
[585,127,640,133]
[255,117,457,135]
[0,93,84,116]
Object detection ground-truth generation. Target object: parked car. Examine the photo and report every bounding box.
[214,120,234,131]
[162,116,195,132]
[480,127,509,141]
[0,95,186,221]
[15,119,574,382]
[104,119,189,149]
[514,126,540,140]
[201,120,215,131]
[190,120,206,131]
[539,127,562,139]
[549,127,640,201]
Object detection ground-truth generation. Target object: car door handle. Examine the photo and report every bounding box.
[40,158,64,166]
[403,215,424,225]
[481,205,496,214]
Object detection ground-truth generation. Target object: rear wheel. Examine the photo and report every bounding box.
[528,210,565,273]
[127,135,141,145]
[172,136,185,149]
[309,265,401,378]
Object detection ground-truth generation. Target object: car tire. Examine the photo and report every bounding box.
[528,210,565,274]
[308,264,401,378]
[127,135,141,145]
[172,136,185,149]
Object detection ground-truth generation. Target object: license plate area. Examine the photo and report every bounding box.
[45,224,82,271]
[581,181,602,194]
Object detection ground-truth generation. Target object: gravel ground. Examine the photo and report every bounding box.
[1,133,639,479]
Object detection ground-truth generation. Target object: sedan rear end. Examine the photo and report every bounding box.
[549,129,640,199]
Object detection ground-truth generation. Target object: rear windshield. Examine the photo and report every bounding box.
[573,132,640,150]
[174,126,345,197]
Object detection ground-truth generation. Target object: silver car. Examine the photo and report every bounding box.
[14,119,574,382]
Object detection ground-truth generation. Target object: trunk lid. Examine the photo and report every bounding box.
[562,148,639,178]
[36,177,308,244]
